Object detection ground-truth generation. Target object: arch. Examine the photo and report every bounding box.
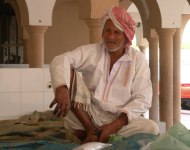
[4,0,29,63]
[187,0,190,5]
[180,2,190,50]
[156,0,187,28]
[181,15,190,38]
[78,0,118,19]
[5,0,29,42]
[4,0,23,40]
[146,0,162,29]
[16,1,28,26]
[6,0,29,27]
[0,1,23,64]
[130,0,161,38]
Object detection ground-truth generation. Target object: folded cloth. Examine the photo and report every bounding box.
[146,122,190,150]
[71,72,91,112]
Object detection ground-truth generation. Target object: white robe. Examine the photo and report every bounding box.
[50,42,152,125]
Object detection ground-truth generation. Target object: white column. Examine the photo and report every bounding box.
[148,37,159,121]
[157,28,176,129]
[173,28,181,124]
[27,26,48,68]
[85,19,102,43]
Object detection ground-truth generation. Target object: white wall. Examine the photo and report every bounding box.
[0,68,54,120]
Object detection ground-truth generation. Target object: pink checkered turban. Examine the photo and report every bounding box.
[102,6,136,47]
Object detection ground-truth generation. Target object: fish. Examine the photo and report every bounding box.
[73,142,112,150]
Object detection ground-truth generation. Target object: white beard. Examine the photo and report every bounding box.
[104,42,124,52]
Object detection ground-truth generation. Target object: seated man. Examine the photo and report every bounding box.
[49,6,159,144]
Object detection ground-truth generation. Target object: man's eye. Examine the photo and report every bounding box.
[105,29,111,32]
[114,31,122,35]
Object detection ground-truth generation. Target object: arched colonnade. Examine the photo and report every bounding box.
[3,0,190,130]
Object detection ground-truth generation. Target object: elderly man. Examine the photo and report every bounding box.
[49,6,159,143]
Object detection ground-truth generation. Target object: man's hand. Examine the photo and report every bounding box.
[98,113,128,143]
[49,85,71,117]
[82,131,99,144]
[98,124,114,143]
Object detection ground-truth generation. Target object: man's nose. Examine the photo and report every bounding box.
[108,32,116,39]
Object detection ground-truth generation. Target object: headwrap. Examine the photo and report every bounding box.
[102,6,136,47]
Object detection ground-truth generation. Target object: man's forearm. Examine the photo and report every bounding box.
[72,103,97,132]
[109,113,128,133]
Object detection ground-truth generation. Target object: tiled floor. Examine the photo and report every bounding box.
[181,110,190,129]
[144,110,190,130]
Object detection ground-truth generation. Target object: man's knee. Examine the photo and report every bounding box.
[144,119,159,135]
[118,118,159,137]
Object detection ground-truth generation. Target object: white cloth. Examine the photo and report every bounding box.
[63,110,159,137]
[63,73,159,136]
[50,42,152,124]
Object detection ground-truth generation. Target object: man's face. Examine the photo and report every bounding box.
[102,19,126,52]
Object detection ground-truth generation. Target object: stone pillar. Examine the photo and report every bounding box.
[27,26,48,68]
[148,37,159,121]
[85,19,102,43]
[157,28,176,129]
[139,46,147,54]
[173,28,181,124]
